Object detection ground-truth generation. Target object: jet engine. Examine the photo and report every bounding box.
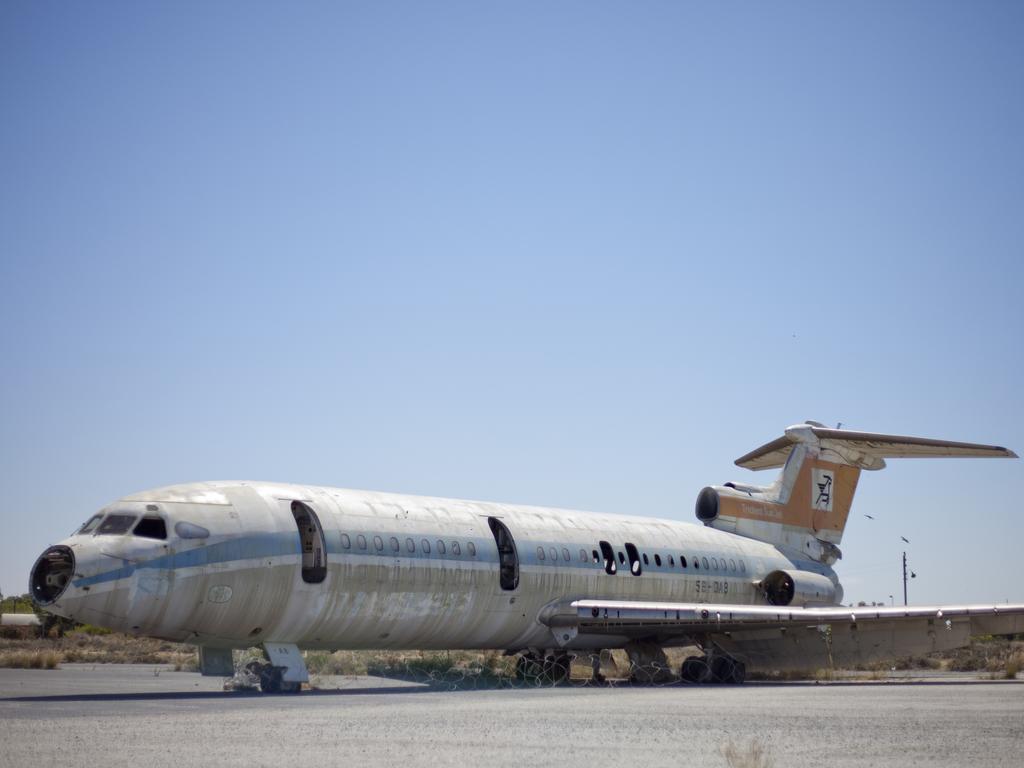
[760,568,837,607]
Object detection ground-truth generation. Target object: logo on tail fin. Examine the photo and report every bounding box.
[812,469,834,512]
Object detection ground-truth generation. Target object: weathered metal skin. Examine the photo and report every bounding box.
[30,424,1017,669]
[35,480,819,651]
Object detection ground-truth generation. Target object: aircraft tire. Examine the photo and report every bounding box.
[728,661,746,685]
[710,656,734,684]
[680,656,710,684]
[257,664,301,693]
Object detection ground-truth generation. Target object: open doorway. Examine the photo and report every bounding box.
[291,501,327,584]
[487,517,519,591]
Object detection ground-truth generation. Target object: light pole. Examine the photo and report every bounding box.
[902,552,917,606]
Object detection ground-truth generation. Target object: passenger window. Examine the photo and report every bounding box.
[421,538,431,554]
[467,542,476,557]
[549,547,558,561]
[668,555,675,567]
[680,555,688,568]
[77,515,102,535]
[730,559,736,571]
[740,560,746,573]
[437,540,446,554]
[374,536,384,551]
[592,549,600,564]
[702,556,709,570]
[618,552,626,564]
[390,536,400,552]
[562,548,571,562]
[341,534,351,549]
[406,537,416,553]
[537,546,546,561]
[642,553,649,566]
[711,557,718,570]
[133,517,166,540]
[654,554,662,567]
[452,542,461,555]
[694,557,700,570]
[356,534,367,550]
[97,514,137,535]
[580,549,588,562]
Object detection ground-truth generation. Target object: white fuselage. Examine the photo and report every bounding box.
[40,481,838,651]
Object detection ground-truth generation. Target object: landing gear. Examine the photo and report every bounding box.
[709,655,746,684]
[514,653,544,685]
[680,656,711,684]
[625,642,674,684]
[680,654,745,685]
[589,651,607,684]
[245,660,302,694]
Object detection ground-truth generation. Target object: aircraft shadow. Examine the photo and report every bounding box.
[1,684,440,703]
[5,676,1015,703]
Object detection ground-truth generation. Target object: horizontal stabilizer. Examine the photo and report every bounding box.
[735,425,1017,471]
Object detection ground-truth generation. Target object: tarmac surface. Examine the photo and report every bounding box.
[1,665,1022,768]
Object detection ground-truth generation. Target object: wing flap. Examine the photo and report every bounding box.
[542,598,1024,637]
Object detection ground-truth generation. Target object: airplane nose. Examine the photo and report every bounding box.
[30,545,76,605]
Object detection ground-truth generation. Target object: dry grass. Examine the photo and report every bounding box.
[939,637,1023,673]
[2,628,1020,684]
[0,630,196,669]
[747,638,1024,681]
[745,668,821,681]
[303,649,517,680]
[721,738,773,768]
[984,650,1022,680]
[0,626,36,641]
[0,650,61,669]
[1005,651,1022,678]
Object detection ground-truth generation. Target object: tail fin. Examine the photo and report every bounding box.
[695,422,1016,563]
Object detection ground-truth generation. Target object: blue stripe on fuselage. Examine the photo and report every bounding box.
[71,529,792,588]
[73,533,298,588]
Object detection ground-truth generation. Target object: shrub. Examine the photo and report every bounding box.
[0,650,62,669]
[1004,653,1021,679]
[70,624,113,636]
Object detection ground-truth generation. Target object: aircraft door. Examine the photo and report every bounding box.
[487,517,519,591]
[290,501,327,584]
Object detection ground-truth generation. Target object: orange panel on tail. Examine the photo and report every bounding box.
[718,459,860,539]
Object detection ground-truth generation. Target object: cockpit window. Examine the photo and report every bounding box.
[133,516,167,540]
[77,515,103,535]
[97,514,137,535]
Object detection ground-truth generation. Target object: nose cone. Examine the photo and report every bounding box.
[30,545,75,606]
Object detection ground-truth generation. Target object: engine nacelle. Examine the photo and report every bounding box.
[760,569,838,607]
[695,483,771,524]
[695,486,719,522]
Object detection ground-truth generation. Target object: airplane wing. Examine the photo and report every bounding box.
[540,599,1024,670]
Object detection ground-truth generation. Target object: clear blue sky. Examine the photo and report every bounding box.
[2,2,1021,606]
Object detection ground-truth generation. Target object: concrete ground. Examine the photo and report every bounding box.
[1,664,1021,768]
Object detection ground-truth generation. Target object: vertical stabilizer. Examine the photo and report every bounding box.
[694,422,1016,563]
